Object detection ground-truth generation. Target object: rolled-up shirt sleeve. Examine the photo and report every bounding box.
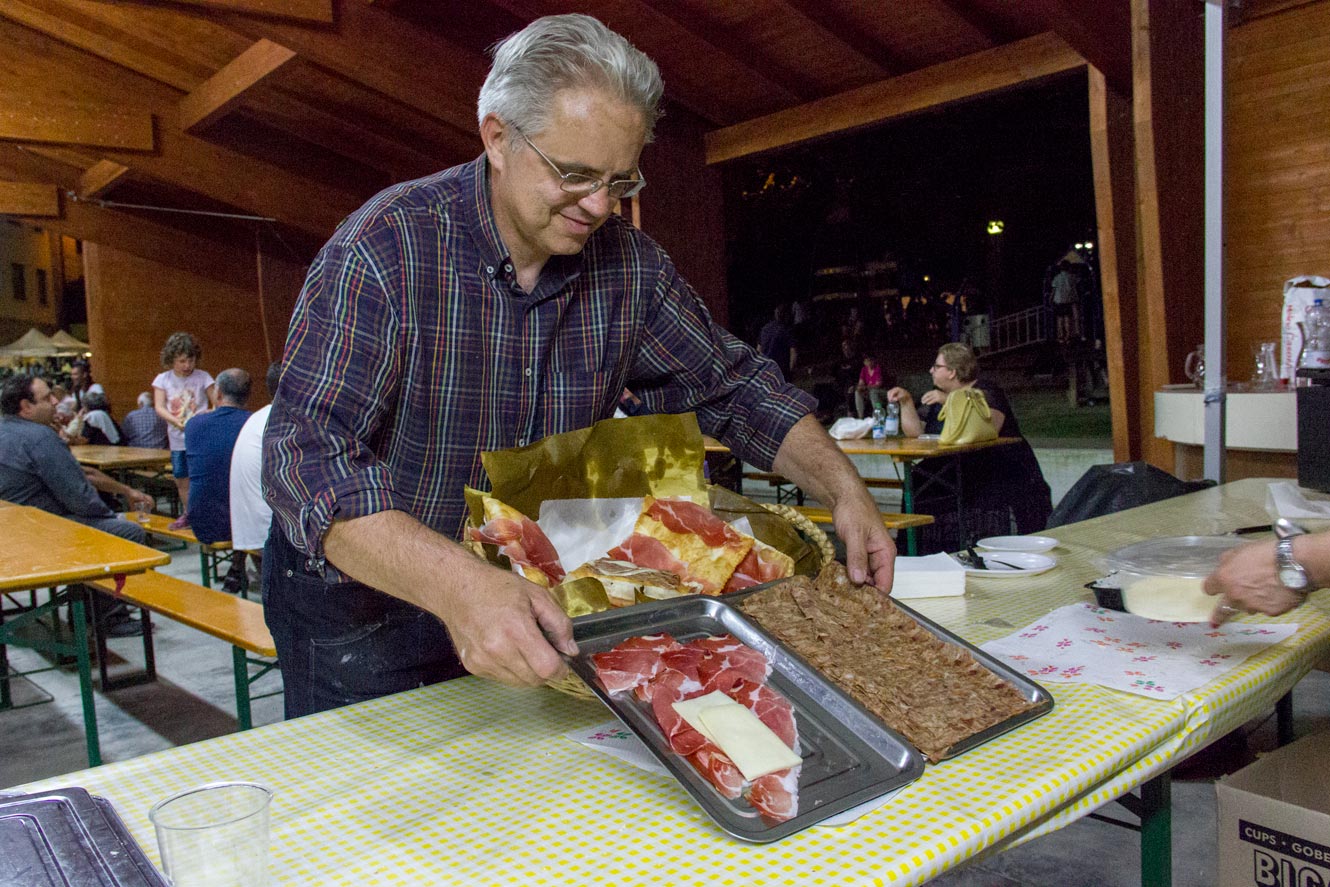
[629,252,816,470]
[262,234,413,578]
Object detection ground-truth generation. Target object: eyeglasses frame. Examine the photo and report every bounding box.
[514,126,646,200]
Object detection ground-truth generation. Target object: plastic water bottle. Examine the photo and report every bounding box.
[883,402,901,437]
[872,406,886,439]
[1302,299,1330,371]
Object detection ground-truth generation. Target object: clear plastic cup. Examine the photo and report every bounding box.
[149,782,274,887]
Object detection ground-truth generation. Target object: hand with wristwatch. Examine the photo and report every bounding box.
[1205,519,1326,624]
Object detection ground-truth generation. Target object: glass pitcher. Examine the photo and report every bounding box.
[1184,344,1205,388]
[1251,341,1279,389]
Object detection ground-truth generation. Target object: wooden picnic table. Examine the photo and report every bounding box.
[70,445,171,472]
[0,504,170,765]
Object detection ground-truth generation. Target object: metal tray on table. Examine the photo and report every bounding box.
[0,786,168,886]
[566,594,927,843]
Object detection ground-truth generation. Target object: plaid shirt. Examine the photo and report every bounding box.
[264,156,814,578]
[121,405,168,449]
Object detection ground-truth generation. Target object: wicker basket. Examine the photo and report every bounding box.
[545,501,834,700]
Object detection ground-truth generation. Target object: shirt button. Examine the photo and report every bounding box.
[524,367,532,376]
[504,264,513,273]
[518,438,527,446]
[486,265,495,275]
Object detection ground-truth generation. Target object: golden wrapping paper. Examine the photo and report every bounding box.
[467,413,821,616]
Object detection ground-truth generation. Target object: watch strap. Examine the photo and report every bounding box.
[1275,537,1311,593]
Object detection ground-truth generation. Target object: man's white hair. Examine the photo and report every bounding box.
[477,14,663,143]
[137,391,152,408]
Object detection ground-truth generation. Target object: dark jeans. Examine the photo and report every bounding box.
[263,527,467,720]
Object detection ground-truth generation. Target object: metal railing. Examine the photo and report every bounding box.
[983,305,1051,355]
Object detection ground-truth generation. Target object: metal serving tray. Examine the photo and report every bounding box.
[566,595,927,843]
[0,787,168,886]
[723,585,1054,761]
[888,599,1054,760]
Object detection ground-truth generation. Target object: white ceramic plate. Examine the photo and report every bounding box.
[977,535,1058,553]
[954,551,1057,577]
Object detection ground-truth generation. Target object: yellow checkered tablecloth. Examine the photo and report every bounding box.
[17,479,1330,886]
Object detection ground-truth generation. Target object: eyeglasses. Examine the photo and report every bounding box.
[515,127,646,200]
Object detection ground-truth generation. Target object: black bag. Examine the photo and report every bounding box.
[1046,462,1215,528]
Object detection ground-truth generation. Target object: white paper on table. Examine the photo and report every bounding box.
[565,720,901,826]
[981,603,1297,700]
[1266,481,1330,520]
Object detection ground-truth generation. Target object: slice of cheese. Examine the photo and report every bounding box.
[673,691,801,781]
[698,704,802,782]
[671,690,734,743]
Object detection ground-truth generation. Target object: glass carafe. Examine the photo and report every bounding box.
[1251,341,1278,389]
[1184,344,1205,388]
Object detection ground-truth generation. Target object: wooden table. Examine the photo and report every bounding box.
[706,435,1020,553]
[14,479,1329,885]
[71,445,172,472]
[0,505,170,766]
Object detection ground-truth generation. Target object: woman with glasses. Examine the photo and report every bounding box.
[887,343,1052,551]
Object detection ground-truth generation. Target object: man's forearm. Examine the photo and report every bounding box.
[771,414,868,508]
[322,509,491,622]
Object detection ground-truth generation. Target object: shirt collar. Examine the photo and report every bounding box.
[461,154,585,296]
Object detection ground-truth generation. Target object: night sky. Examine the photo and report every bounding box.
[723,70,1097,338]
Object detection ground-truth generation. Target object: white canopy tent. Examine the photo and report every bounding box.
[48,330,91,356]
[0,328,60,359]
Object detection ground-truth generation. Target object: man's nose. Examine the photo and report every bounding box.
[577,186,615,218]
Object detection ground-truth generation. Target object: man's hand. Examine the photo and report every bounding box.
[126,490,155,513]
[919,388,947,407]
[441,568,578,686]
[1202,540,1305,619]
[885,386,912,406]
[323,510,578,689]
[833,492,897,591]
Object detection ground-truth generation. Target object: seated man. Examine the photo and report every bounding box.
[888,342,1052,552]
[183,368,252,593]
[121,391,169,449]
[0,375,155,635]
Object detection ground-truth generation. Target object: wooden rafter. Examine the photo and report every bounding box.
[1026,0,1132,95]
[704,31,1085,164]
[934,0,1022,46]
[0,94,154,151]
[0,180,60,215]
[156,0,333,24]
[179,38,297,132]
[77,159,130,199]
[777,0,906,75]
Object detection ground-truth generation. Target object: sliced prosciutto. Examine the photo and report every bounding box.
[590,632,801,823]
[470,514,565,585]
[646,498,743,548]
[606,533,689,577]
[723,543,795,593]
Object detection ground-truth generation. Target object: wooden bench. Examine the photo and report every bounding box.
[743,471,904,506]
[123,512,238,592]
[790,505,934,532]
[89,571,279,730]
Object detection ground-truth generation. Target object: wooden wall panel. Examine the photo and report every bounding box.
[1226,0,1330,371]
[82,243,298,413]
[640,103,728,327]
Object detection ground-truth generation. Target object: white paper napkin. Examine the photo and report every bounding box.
[565,720,900,826]
[981,603,1297,700]
[1266,481,1330,520]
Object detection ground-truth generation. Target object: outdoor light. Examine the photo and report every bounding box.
[987,220,1004,234]
[1085,241,1095,250]
[1075,242,1085,250]
[923,275,930,282]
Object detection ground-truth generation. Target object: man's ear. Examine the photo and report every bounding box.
[480,114,510,174]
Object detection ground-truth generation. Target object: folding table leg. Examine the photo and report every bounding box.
[69,595,102,767]
[1276,691,1294,746]
[902,465,918,556]
[1139,772,1172,887]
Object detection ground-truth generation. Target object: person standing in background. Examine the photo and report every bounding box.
[153,332,215,528]
[758,304,797,381]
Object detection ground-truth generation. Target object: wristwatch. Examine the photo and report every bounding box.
[1275,537,1311,593]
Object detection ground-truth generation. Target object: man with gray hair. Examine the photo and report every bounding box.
[264,14,896,717]
[121,391,168,449]
[183,368,252,556]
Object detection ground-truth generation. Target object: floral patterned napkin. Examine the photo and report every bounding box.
[981,603,1297,700]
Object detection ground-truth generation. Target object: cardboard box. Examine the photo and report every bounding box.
[1216,730,1330,887]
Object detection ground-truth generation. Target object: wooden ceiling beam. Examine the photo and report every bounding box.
[935,0,1023,46]
[156,0,333,24]
[0,94,155,150]
[778,0,907,75]
[16,144,101,169]
[0,180,61,216]
[216,1,485,136]
[77,159,130,199]
[705,32,1085,164]
[1027,0,1132,95]
[179,38,297,132]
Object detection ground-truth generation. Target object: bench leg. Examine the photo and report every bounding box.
[199,548,212,588]
[902,465,918,556]
[233,645,253,731]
